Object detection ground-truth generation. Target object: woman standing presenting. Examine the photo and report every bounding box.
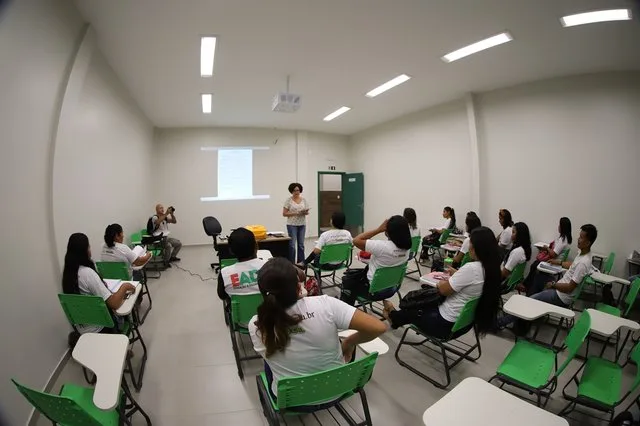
[283,182,309,263]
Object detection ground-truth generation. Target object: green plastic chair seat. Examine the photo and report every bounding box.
[497,340,556,388]
[220,258,238,269]
[595,303,621,317]
[576,357,622,407]
[59,383,121,426]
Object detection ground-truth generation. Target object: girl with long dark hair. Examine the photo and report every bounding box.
[449,212,482,269]
[421,206,456,260]
[62,233,135,333]
[249,258,385,400]
[340,215,412,305]
[101,223,152,279]
[496,209,514,250]
[522,217,573,295]
[403,207,420,238]
[501,222,532,280]
[383,226,502,338]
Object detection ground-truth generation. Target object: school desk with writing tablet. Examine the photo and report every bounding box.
[216,235,291,261]
[422,377,569,426]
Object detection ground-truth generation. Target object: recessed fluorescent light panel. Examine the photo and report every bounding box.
[365,74,411,98]
[441,32,513,63]
[200,36,217,77]
[202,94,212,113]
[560,9,631,27]
[323,106,351,122]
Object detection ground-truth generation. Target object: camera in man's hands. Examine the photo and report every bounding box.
[168,206,176,213]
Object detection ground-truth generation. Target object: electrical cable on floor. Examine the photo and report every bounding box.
[172,263,215,282]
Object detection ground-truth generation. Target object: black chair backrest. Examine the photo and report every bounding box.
[203,216,222,237]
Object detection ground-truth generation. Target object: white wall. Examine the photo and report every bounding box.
[0,1,153,422]
[153,128,349,245]
[0,0,84,423]
[349,101,473,235]
[52,29,154,266]
[477,72,640,276]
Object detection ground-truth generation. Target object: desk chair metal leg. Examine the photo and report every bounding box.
[137,281,152,325]
[125,311,148,392]
[121,378,152,425]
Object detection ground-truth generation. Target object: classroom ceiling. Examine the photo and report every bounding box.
[74,0,640,135]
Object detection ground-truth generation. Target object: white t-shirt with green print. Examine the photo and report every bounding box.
[249,295,356,397]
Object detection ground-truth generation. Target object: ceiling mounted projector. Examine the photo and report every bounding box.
[272,92,301,113]
[272,75,301,113]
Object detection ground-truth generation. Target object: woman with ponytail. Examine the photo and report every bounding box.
[101,223,152,279]
[383,226,502,338]
[249,258,386,401]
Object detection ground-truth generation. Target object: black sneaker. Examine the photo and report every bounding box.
[170,257,181,262]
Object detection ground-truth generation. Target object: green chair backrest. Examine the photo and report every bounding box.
[506,262,526,289]
[627,341,640,394]
[318,243,352,265]
[556,311,591,377]
[276,352,378,409]
[451,297,479,334]
[460,252,472,267]
[603,252,616,274]
[368,263,407,294]
[221,258,238,269]
[130,231,142,246]
[623,278,640,317]
[95,261,131,280]
[559,248,570,262]
[230,293,263,327]
[410,236,421,256]
[12,380,103,426]
[58,294,114,329]
[439,229,451,244]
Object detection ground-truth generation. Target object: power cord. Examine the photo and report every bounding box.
[172,263,216,282]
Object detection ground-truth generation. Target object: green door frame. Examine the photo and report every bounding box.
[317,171,345,236]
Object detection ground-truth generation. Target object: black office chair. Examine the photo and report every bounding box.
[203,216,223,272]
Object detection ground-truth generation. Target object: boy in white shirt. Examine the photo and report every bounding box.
[217,228,266,302]
[499,224,597,329]
[299,212,352,271]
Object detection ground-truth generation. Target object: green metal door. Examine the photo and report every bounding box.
[342,173,364,235]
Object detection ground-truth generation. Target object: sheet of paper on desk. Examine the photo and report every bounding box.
[104,279,123,292]
[132,245,146,257]
[268,231,285,236]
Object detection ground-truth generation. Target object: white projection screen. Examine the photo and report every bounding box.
[200,146,271,201]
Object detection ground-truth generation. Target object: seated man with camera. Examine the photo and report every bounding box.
[152,203,182,266]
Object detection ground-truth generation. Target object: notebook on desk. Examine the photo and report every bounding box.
[132,245,146,257]
[104,279,123,293]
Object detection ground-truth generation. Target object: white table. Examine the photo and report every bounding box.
[537,262,566,275]
[422,377,568,426]
[72,333,129,410]
[503,294,575,321]
[441,244,460,252]
[338,329,389,355]
[590,272,630,287]
[419,272,450,287]
[257,249,273,261]
[534,241,548,249]
[115,281,142,316]
[585,308,639,337]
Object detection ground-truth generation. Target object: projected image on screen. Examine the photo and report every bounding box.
[200,147,270,201]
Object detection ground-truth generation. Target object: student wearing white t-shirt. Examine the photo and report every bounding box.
[340,216,411,306]
[249,258,386,401]
[421,206,456,260]
[62,233,136,334]
[403,207,421,238]
[449,212,482,272]
[522,217,573,295]
[383,227,502,339]
[496,209,514,253]
[217,228,267,302]
[101,223,152,280]
[499,224,597,329]
[300,211,352,269]
[500,222,532,283]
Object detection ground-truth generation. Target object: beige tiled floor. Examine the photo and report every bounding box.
[45,243,640,425]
